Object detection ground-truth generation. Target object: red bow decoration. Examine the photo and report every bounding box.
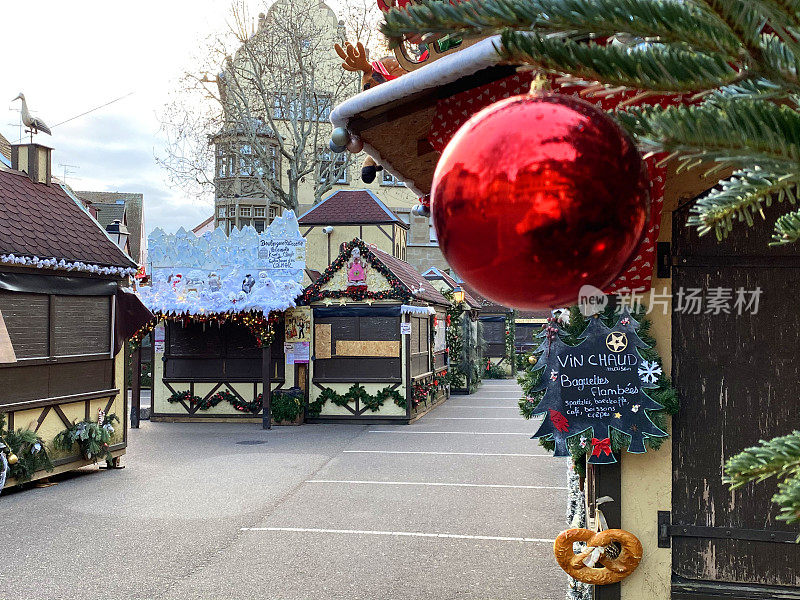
[591,438,612,457]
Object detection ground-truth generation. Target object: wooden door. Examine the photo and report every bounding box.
[671,203,800,598]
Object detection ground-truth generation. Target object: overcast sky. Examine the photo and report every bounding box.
[2,1,350,235]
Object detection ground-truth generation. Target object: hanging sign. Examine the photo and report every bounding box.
[531,310,666,464]
[285,307,312,342]
[400,322,412,335]
[294,341,310,364]
[258,238,306,270]
[154,325,166,354]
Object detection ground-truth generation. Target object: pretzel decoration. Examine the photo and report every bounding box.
[553,528,643,585]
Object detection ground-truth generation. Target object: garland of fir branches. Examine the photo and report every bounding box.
[53,413,120,464]
[308,384,405,416]
[518,304,678,473]
[0,413,53,485]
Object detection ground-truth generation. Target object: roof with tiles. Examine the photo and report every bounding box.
[298,189,408,228]
[0,169,136,269]
[369,246,449,306]
[75,190,144,264]
[93,203,126,227]
[421,266,482,309]
[0,133,10,165]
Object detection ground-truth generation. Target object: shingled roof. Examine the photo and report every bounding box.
[0,169,136,270]
[422,266,482,309]
[298,189,408,228]
[370,247,448,306]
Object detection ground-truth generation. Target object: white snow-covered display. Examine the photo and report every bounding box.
[139,211,306,316]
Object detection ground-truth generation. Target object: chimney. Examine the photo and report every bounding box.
[11,143,52,185]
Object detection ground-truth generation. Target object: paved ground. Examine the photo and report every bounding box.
[1,380,568,600]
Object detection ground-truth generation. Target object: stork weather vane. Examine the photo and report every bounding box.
[12,93,52,141]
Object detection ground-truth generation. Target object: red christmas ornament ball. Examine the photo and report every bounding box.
[432,93,650,309]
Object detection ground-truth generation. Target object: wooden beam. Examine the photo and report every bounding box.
[131,347,141,429]
[590,457,622,600]
[262,343,272,430]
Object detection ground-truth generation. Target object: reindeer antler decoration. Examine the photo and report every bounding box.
[335,41,372,75]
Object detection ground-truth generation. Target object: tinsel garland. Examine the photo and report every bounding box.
[303,238,413,303]
[53,413,120,464]
[0,413,53,485]
[565,464,592,600]
[129,311,279,350]
[308,384,405,416]
[518,303,679,473]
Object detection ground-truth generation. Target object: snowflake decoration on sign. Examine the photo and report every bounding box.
[638,361,662,385]
[550,369,558,381]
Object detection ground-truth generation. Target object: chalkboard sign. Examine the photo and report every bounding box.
[531,309,666,464]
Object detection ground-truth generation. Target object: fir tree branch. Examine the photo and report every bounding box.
[500,33,739,92]
[687,167,800,240]
[380,0,742,57]
[724,430,800,525]
[694,0,769,58]
[702,77,791,104]
[617,101,800,166]
[772,207,800,243]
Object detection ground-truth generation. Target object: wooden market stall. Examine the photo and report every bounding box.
[302,238,450,423]
[0,143,147,488]
[422,266,483,393]
[137,212,307,426]
[327,26,800,600]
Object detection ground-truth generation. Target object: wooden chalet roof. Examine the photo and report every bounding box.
[298,189,408,228]
[421,266,481,309]
[330,37,514,197]
[304,239,449,306]
[370,246,449,306]
[0,168,136,269]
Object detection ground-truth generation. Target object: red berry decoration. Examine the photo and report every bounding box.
[432,93,650,309]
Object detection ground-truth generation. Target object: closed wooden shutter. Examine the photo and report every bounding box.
[0,291,49,358]
[52,296,111,356]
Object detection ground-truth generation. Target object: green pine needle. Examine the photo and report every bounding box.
[688,167,800,240]
[501,33,739,92]
[772,207,800,243]
[724,431,800,525]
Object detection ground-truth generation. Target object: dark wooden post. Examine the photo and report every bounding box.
[262,344,272,430]
[590,457,622,600]
[130,346,141,429]
[404,314,412,422]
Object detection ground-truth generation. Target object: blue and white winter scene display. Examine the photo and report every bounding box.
[140,211,306,316]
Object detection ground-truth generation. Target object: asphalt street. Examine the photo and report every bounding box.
[1,380,569,600]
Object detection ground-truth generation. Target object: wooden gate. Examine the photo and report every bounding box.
[669,202,800,598]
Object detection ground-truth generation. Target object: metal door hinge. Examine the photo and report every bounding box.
[658,510,797,547]
[656,242,671,279]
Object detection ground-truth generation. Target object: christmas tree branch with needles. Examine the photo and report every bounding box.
[381,0,800,244]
